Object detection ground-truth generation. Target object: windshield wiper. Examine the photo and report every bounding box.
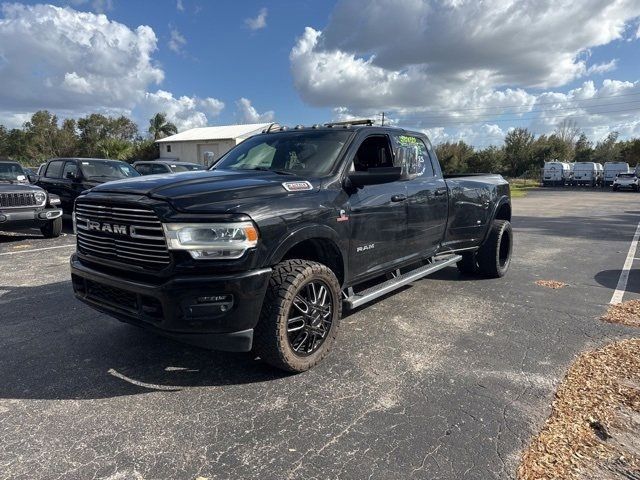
[249,167,295,176]
[0,179,16,184]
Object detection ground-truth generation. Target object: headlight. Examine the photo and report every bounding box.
[163,222,259,260]
[34,191,46,204]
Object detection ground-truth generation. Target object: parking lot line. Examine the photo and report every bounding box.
[0,244,76,256]
[610,221,640,304]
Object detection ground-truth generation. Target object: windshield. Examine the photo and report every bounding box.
[171,164,204,172]
[0,162,26,182]
[213,130,352,176]
[80,160,140,179]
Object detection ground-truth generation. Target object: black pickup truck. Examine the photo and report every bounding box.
[70,124,512,371]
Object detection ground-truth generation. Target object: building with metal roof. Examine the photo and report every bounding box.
[155,122,273,166]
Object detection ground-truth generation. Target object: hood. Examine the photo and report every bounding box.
[0,182,44,193]
[90,168,319,213]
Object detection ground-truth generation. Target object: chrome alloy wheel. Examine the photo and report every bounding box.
[286,280,334,356]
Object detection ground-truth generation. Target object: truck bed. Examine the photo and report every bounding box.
[441,173,510,252]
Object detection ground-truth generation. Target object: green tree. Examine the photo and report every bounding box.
[95,138,133,160]
[55,118,79,158]
[504,128,534,176]
[467,146,505,173]
[130,138,160,161]
[594,131,621,163]
[434,140,474,174]
[23,110,60,160]
[620,139,640,167]
[148,113,178,140]
[573,133,593,163]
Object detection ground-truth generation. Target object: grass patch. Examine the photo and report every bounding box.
[518,301,640,479]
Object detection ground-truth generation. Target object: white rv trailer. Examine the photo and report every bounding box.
[573,162,599,187]
[603,161,630,187]
[542,161,571,186]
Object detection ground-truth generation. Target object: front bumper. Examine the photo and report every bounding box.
[0,207,63,228]
[70,254,272,352]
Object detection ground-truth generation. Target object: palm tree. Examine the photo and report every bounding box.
[148,113,178,140]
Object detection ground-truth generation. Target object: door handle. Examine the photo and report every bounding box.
[434,188,447,196]
[391,194,407,202]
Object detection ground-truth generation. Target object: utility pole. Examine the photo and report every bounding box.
[380,112,385,126]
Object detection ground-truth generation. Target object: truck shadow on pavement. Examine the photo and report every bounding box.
[0,281,289,401]
[594,269,640,295]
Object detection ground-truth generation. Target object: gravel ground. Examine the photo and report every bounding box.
[0,189,639,480]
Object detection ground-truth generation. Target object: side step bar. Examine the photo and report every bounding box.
[343,254,462,309]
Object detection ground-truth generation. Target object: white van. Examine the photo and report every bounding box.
[542,161,571,186]
[603,161,630,187]
[573,162,599,187]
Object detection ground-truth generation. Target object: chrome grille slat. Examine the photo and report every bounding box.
[0,192,41,209]
[75,201,170,269]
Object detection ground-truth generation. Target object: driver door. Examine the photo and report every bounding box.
[346,134,408,282]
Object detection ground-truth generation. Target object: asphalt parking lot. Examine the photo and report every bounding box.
[1,189,639,480]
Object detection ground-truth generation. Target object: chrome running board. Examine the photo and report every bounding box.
[343,254,462,309]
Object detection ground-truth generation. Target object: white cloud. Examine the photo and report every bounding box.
[176,0,184,12]
[0,4,228,133]
[245,7,267,31]
[168,27,186,54]
[137,90,225,131]
[0,3,163,113]
[236,98,274,123]
[290,0,640,145]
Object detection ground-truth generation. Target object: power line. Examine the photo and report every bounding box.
[409,90,640,114]
[400,98,640,121]
[404,104,640,127]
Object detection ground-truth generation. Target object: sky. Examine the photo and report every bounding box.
[0,0,639,147]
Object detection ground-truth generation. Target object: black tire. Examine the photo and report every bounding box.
[253,259,342,372]
[40,217,62,238]
[477,220,512,278]
[456,252,478,275]
[613,185,618,191]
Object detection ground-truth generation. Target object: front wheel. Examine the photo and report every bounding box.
[477,220,513,278]
[40,217,62,238]
[253,259,342,372]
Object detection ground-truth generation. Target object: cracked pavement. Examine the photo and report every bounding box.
[1,189,639,479]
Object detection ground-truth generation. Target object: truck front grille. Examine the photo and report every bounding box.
[75,201,171,269]
[0,192,38,208]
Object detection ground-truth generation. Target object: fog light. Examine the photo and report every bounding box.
[187,294,234,319]
[0,214,6,223]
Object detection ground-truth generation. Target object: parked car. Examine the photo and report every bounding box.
[612,172,639,191]
[603,161,630,187]
[70,122,512,372]
[37,158,140,214]
[133,160,205,175]
[0,160,63,237]
[542,161,570,186]
[573,162,600,186]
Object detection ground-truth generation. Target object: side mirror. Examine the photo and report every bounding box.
[66,171,77,180]
[347,167,402,187]
[27,174,38,183]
